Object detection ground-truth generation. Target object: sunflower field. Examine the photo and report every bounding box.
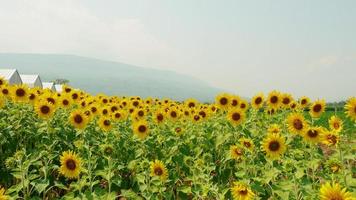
[0,78,355,200]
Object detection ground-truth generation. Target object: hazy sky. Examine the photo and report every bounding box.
[0,0,355,101]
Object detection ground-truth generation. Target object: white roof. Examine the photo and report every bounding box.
[20,74,40,83]
[42,82,54,88]
[0,69,17,79]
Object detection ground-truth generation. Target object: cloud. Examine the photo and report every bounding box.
[0,0,176,67]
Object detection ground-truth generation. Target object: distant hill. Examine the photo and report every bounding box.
[0,53,222,101]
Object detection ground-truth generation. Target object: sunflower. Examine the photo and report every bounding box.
[132,120,149,139]
[289,101,298,110]
[34,100,55,119]
[230,145,244,160]
[0,187,8,200]
[344,97,356,121]
[231,182,255,200]
[328,116,343,133]
[62,85,73,94]
[322,131,340,146]
[303,126,324,144]
[59,94,73,109]
[281,93,293,109]
[251,93,264,109]
[11,85,29,102]
[262,133,287,160]
[1,86,11,99]
[154,109,166,124]
[299,96,310,108]
[227,109,245,126]
[268,124,281,134]
[98,117,113,132]
[28,90,38,104]
[0,76,8,87]
[112,110,127,122]
[239,99,249,111]
[309,99,326,118]
[167,107,180,121]
[267,90,281,109]
[174,126,184,135]
[320,182,354,200]
[69,110,89,129]
[150,160,168,181]
[239,138,254,151]
[185,98,198,108]
[287,113,308,135]
[132,108,146,121]
[215,93,231,110]
[230,95,241,108]
[59,151,82,179]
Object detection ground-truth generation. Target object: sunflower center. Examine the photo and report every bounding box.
[47,98,55,104]
[268,141,280,151]
[232,113,241,121]
[170,111,177,118]
[282,98,290,105]
[133,101,139,107]
[74,114,83,124]
[156,114,163,121]
[91,107,97,113]
[313,104,322,112]
[175,127,182,133]
[270,96,278,103]
[329,195,343,200]
[188,102,195,108]
[29,94,36,100]
[72,93,78,99]
[104,120,110,126]
[293,119,303,130]
[2,89,9,95]
[232,99,238,106]
[16,88,25,97]
[239,189,248,196]
[65,88,71,93]
[138,125,147,133]
[65,159,77,170]
[103,110,108,115]
[244,142,251,148]
[255,97,262,104]
[307,130,318,138]
[199,111,206,118]
[327,135,337,145]
[234,149,243,156]
[154,167,163,176]
[63,99,69,105]
[115,113,121,118]
[333,122,340,129]
[194,115,200,121]
[301,99,307,104]
[40,105,50,114]
[138,110,144,116]
[219,97,228,105]
[240,103,246,109]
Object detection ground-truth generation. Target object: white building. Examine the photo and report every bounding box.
[55,84,63,93]
[0,69,23,85]
[20,74,43,88]
[42,82,56,91]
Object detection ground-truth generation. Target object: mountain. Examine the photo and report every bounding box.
[0,53,222,101]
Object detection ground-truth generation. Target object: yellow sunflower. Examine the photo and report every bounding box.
[167,107,181,121]
[215,93,231,110]
[230,145,244,160]
[59,151,82,179]
[227,109,245,126]
[344,97,356,121]
[320,182,354,200]
[239,138,254,151]
[299,96,310,108]
[0,76,8,87]
[230,95,241,108]
[322,131,340,146]
[150,160,168,181]
[69,110,89,130]
[281,93,293,109]
[59,94,73,109]
[1,86,11,99]
[0,187,8,200]
[268,124,281,134]
[239,99,249,111]
[153,109,166,124]
[98,117,113,132]
[11,85,29,103]
[112,110,127,122]
[262,133,287,160]
[231,182,255,200]
[34,100,55,119]
[309,99,326,118]
[132,120,149,139]
[185,98,199,108]
[287,112,308,135]
[303,126,324,144]
[251,93,264,109]
[132,108,146,121]
[267,90,281,109]
[328,115,343,133]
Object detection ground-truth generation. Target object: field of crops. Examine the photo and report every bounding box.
[0,79,355,200]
